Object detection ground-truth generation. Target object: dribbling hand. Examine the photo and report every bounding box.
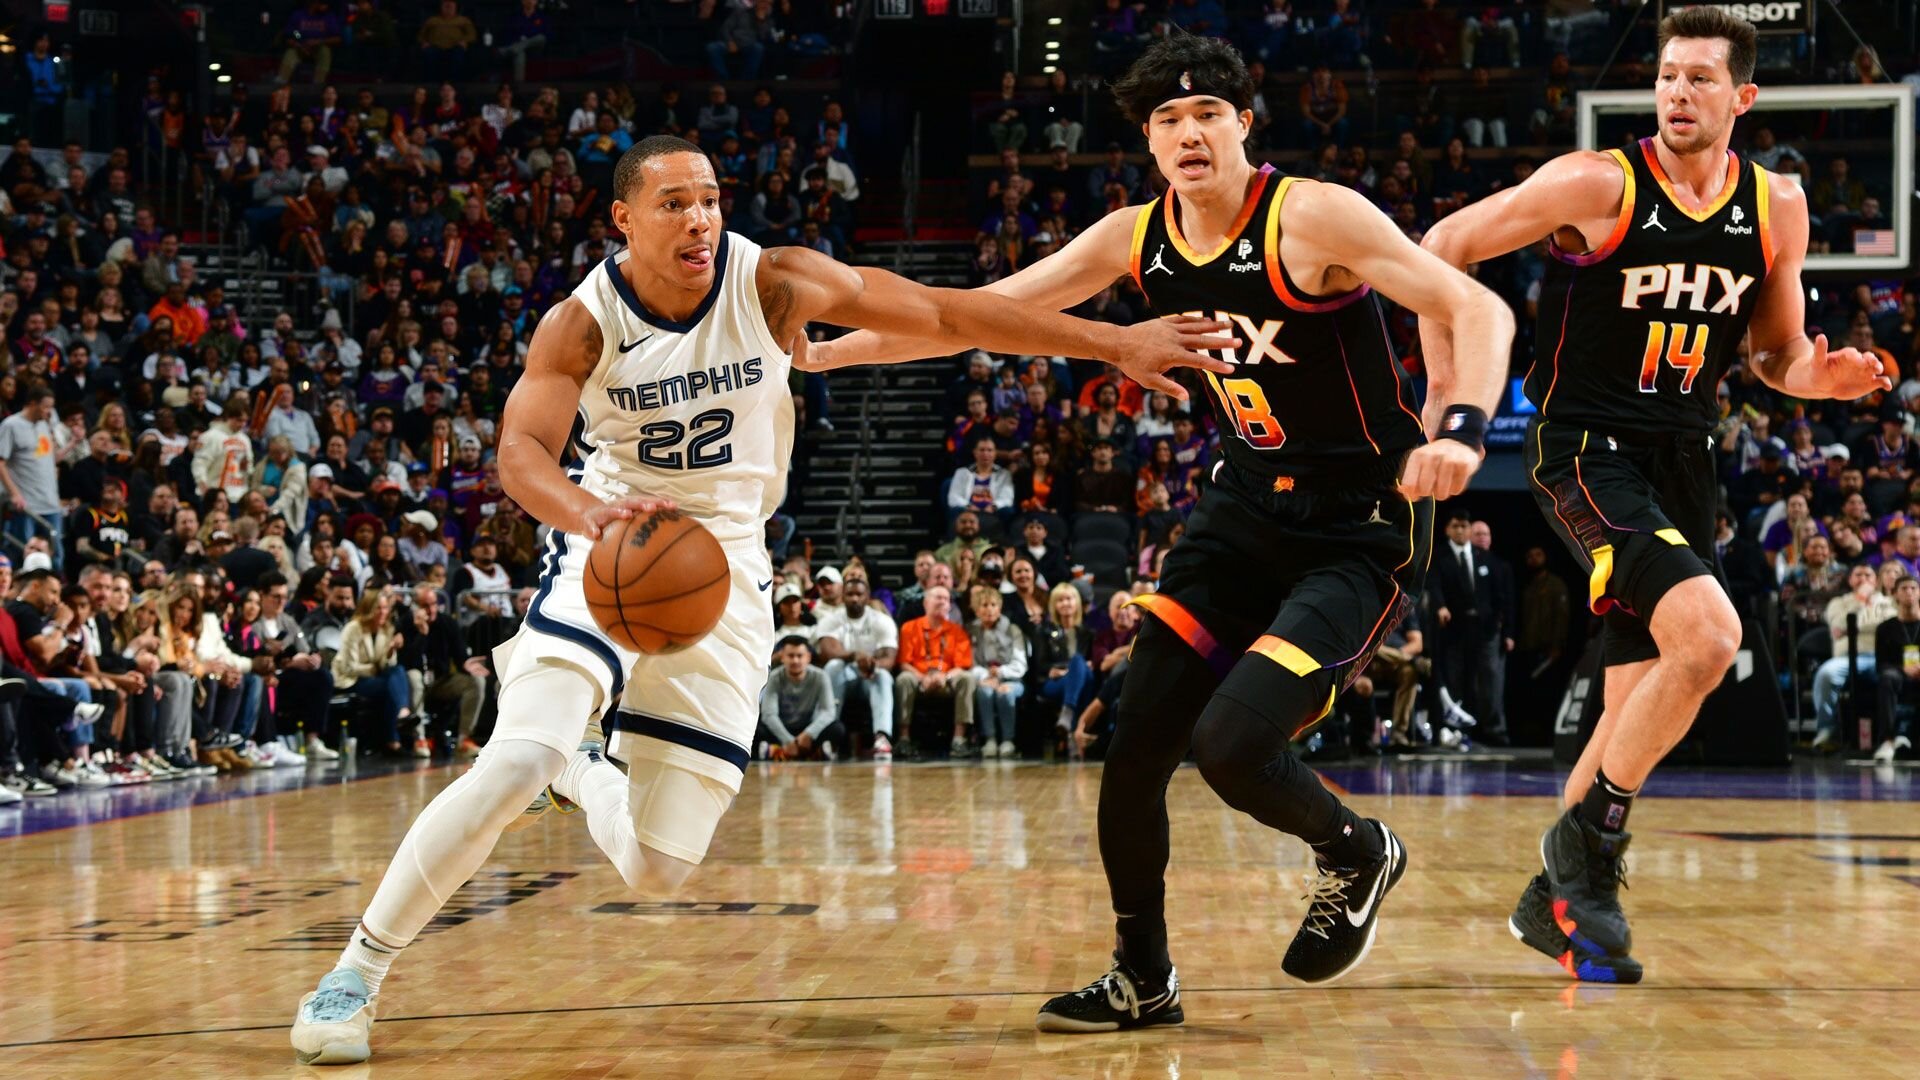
[1108,316,1238,400]
[1812,335,1891,401]
[1397,439,1482,501]
[579,496,679,542]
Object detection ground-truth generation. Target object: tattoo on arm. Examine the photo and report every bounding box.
[580,313,603,364]
[761,277,797,345]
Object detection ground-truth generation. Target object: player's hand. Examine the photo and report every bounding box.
[1812,335,1891,401]
[787,330,834,372]
[1397,439,1482,501]
[1106,316,1237,400]
[579,496,679,541]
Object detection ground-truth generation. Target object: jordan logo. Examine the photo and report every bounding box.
[1642,206,1666,232]
[1366,501,1389,525]
[1145,244,1173,276]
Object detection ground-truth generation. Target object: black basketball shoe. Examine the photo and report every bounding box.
[1541,808,1634,962]
[1509,871,1643,984]
[1034,954,1183,1033]
[1282,820,1406,984]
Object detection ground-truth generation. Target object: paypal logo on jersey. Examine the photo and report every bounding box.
[606,357,765,411]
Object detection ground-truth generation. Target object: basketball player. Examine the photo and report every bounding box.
[810,35,1515,1031]
[288,136,1240,1065]
[1420,8,1888,983]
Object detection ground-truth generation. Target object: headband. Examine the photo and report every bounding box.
[1149,68,1248,114]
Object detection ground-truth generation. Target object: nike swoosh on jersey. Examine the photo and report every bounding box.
[1345,833,1396,927]
[757,579,772,591]
[618,333,654,352]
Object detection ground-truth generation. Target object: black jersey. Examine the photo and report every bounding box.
[1527,138,1774,436]
[1129,164,1422,480]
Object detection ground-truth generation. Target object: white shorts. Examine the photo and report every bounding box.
[490,525,775,796]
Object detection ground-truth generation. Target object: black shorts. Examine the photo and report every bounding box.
[1135,459,1433,695]
[1524,417,1722,665]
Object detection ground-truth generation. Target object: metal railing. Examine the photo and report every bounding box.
[829,110,921,559]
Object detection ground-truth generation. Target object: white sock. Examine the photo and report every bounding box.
[336,922,403,998]
[551,745,611,807]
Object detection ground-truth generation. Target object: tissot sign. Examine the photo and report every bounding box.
[1657,1,1811,34]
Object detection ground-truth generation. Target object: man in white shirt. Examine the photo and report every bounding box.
[946,437,1014,530]
[812,575,900,760]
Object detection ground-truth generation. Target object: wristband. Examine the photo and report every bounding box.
[1436,405,1489,452]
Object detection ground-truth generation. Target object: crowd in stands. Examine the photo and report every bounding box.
[0,1,870,804]
[4,3,1918,803]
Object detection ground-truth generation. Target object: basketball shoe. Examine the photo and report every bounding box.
[1540,808,1633,963]
[503,717,603,834]
[1035,954,1183,1033]
[1509,872,1643,983]
[1282,820,1406,984]
[290,968,374,1065]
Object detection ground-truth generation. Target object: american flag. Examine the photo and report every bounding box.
[1854,229,1897,257]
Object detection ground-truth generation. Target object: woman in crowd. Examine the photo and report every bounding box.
[967,585,1027,759]
[330,588,414,758]
[1014,440,1072,517]
[1030,582,1095,753]
[157,582,250,772]
[1004,555,1048,636]
[366,532,416,587]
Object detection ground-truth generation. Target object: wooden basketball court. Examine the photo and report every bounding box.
[2,757,1915,1077]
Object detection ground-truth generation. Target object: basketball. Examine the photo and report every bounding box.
[582,509,730,653]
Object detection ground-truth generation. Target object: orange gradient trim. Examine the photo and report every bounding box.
[1129,593,1219,660]
[1334,326,1381,455]
[1335,583,1405,668]
[1264,177,1372,312]
[1250,634,1321,676]
[1129,200,1158,292]
[1754,162,1775,273]
[1640,137,1739,222]
[1164,164,1273,265]
[1549,148,1634,266]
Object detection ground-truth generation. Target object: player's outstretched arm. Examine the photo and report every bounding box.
[1417,151,1623,430]
[761,243,1235,398]
[798,207,1148,371]
[497,299,675,540]
[1746,173,1890,401]
[1284,181,1515,500]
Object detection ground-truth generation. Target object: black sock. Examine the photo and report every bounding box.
[1309,803,1384,867]
[1578,767,1637,832]
[1116,916,1172,983]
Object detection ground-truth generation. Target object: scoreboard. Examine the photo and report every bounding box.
[874,0,998,19]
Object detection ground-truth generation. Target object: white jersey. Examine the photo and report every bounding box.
[568,232,794,543]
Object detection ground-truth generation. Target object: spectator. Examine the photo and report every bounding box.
[1460,5,1521,68]
[1015,440,1072,517]
[746,173,801,246]
[1014,516,1071,588]
[253,571,337,761]
[967,585,1027,758]
[698,85,741,145]
[418,0,479,82]
[1809,562,1892,752]
[0,384,64,569]
[1075,438,1132,514]
[894,584,976,758]
[945,440,1014,529]
[814,575,899,760]
[1030,582,1093,745]
[497,0,551,83]
[709,0,778,80]
[399,584,486,757]
[1299,65,1350,148]
[219,517,280,591]
[758,636,842,759]
[772,583,815,645]
[1873,575,1920,762]
[330,587,412,757]
[277,0,345,86]
[807,138,860,203]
